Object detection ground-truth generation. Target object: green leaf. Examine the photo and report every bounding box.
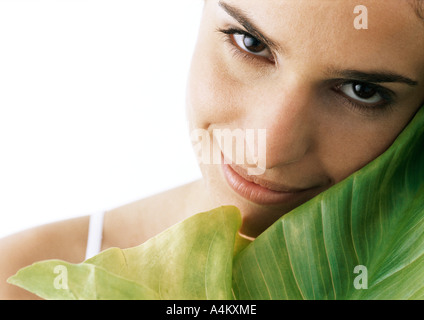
[232,106,424,300]
[9,106,424,300]
[7,260,160,300]
[8,206,244,300]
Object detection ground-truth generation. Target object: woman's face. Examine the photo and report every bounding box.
[186,0,424,237]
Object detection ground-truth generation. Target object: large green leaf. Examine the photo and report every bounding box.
[8,206,244,300]
[232,106,424,300]
[8,106,424,300]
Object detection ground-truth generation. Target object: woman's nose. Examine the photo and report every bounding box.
[245,80,316,170]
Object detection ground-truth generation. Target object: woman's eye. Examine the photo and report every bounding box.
[231,33,271,58]
[337,82,384,105]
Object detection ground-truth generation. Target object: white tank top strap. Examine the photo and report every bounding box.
[85,210,105,260]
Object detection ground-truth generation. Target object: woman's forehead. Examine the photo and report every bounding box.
[218,0,423,39]
[220,0,423,20]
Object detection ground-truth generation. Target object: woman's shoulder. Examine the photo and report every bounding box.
[0,179,210,299]
[102,179,212,249]
[0,215,90,299]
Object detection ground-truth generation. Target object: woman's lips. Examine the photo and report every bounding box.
[221,159,320,206]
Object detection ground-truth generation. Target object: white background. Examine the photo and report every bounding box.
[0,0,204,238]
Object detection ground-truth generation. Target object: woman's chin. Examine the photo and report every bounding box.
[201,174,290,237]
[200,163,329,237]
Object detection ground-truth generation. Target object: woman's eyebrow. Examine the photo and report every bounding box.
[328,69,419,86]
[218,1,284,53]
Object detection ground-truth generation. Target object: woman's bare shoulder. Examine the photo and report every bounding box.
[0,216,89,300]
[102,179,213,250]
[0,179,210,299]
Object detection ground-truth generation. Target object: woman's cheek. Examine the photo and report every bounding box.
[186,41,243,132]
[316,116,404,185]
